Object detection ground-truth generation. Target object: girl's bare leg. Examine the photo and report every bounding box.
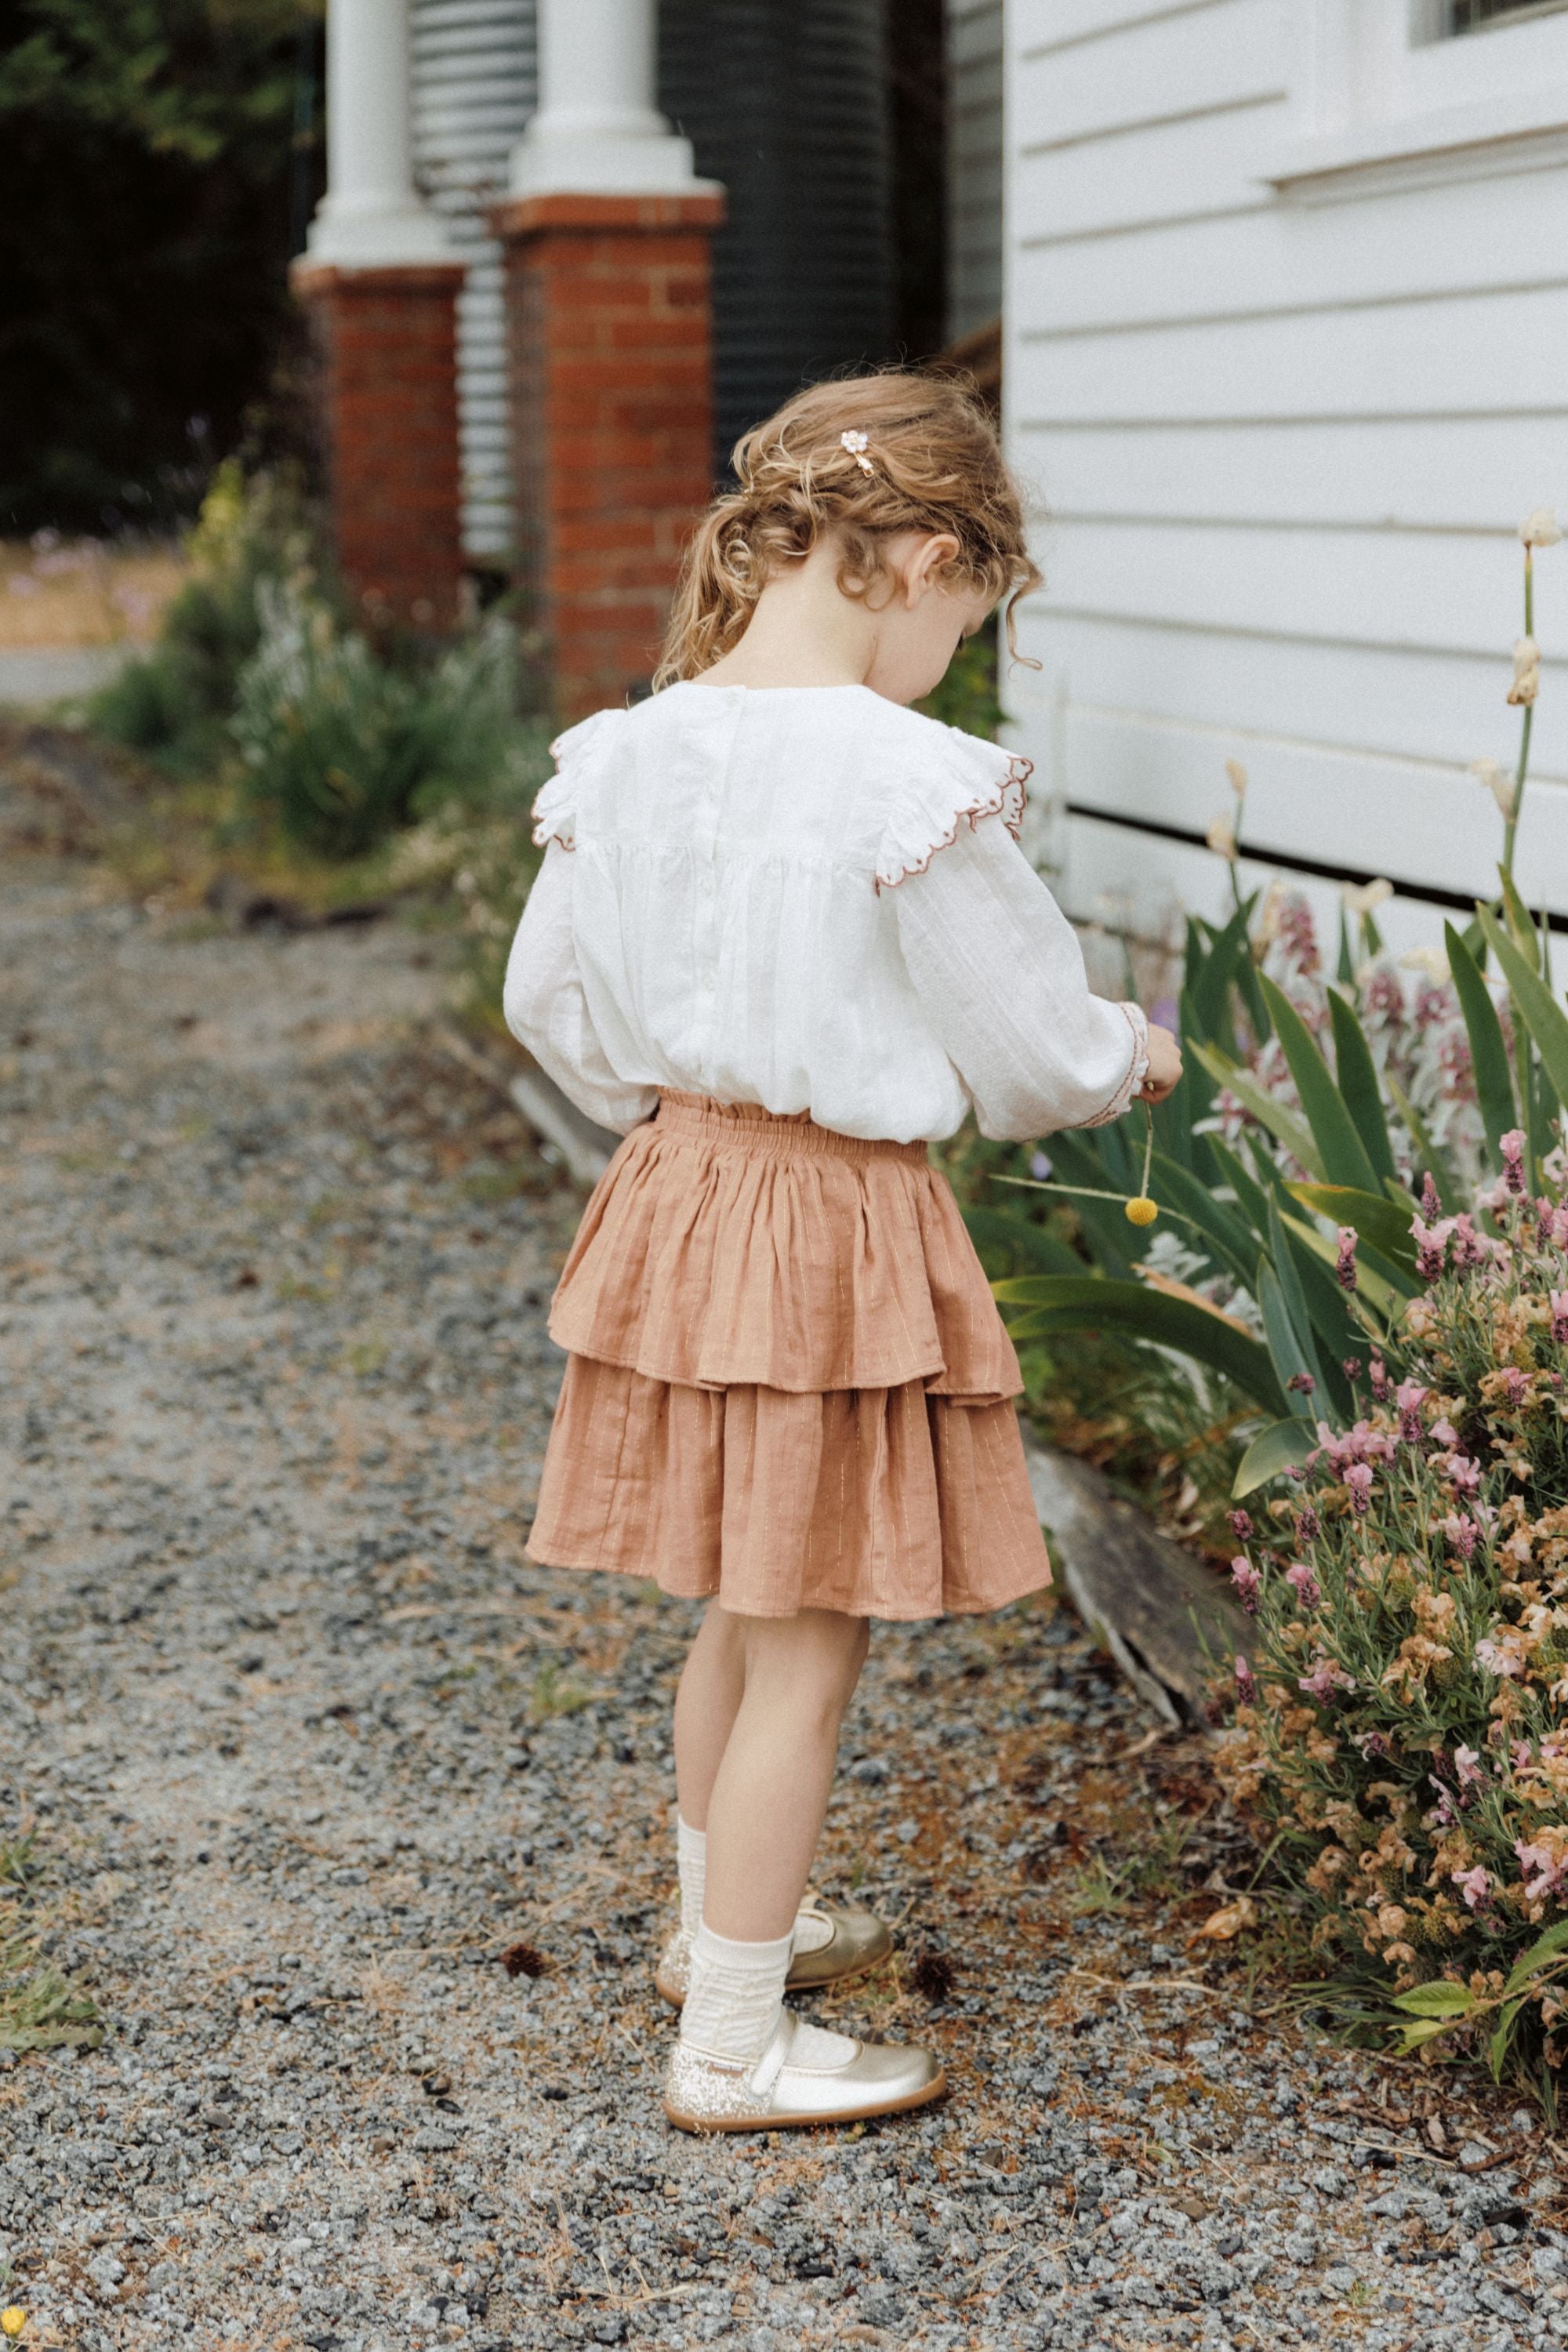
[672,1602,747,1832]
[701,1608,869,1941]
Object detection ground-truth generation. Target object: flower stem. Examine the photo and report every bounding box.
[1501,548,1536,889]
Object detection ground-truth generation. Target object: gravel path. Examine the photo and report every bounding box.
[1,754,1564,2352]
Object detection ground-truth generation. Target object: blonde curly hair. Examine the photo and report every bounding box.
[654,370,1042,688]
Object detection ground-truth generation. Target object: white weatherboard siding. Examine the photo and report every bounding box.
[1003,0,1568,953]
[410,0,536,561]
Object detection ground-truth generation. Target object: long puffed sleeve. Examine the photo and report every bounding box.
[890,812,1148,1141]
[503,844,659,1134]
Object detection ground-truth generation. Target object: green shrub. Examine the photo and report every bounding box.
[231,579,529,859]
[1215,1165,1568,2103]
[91,458,318,773]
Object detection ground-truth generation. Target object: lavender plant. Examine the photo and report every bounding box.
[1214,1162,1568,2103]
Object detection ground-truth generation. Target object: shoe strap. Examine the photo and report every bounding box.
[749,2009,797,2098]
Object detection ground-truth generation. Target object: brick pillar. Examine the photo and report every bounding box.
[493,191,724,720]
[291,260,467,630]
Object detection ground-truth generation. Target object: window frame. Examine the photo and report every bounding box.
[1266,0,1568,194]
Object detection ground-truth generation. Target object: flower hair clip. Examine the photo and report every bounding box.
[840,430,875,477]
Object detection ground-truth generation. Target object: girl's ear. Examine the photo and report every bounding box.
[902,532,964,606]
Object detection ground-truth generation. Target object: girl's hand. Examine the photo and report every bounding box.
[1140,1022,1182,1105]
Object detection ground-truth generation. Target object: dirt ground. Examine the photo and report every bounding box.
[0,742,1560,2352]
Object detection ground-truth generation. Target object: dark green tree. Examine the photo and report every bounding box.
[0,0,321,534]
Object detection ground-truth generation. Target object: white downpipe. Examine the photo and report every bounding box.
[510,0,718,197]
[307,0,453,267]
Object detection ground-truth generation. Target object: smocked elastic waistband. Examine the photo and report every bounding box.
[652,1090,929,1166]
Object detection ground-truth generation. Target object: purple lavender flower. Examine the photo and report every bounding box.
[1233,1654,1256,1705]
[1230,1557,1261,1614]
[1227,1508,1254,1543]
[1420,1171,1441,1219]
[1345,1463,1374,1514]
[1334,1225,1358,1293]
[1284,1562,1321,1610]
[1552,1287,1568,1345]
[1394,1379,1428,1445]
[1295,1504,1319,1544]
[1370,1353,1389,1402]
[1501,1127,1527,1196]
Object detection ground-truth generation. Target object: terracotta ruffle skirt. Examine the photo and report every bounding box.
[524,1092,1051,1621]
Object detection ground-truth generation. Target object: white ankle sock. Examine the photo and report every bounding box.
[679,1921,792,2064]
[676,1817,706,1941]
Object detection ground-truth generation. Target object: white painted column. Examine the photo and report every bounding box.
[510,0,717,196]
[307,0,452,266]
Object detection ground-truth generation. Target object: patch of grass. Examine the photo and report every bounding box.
[0,1827,102,2054]
[528,1663,590,1721]
[342,1336,389,1379]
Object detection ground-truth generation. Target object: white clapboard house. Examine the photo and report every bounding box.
[1000,0,1568,958]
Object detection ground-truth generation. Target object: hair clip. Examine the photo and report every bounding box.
[840,430,875,477]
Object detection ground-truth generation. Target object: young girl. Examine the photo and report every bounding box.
[504,372,1181,2134]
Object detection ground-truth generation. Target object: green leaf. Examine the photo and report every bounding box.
[1501,1916,1568,2000]
[1478,905,1568,1109]
[962,1207,1083,1279]
[1258,1258,1316,1417]
[1189,1043,1327,1180]
[1336,908,1355,988]
[1265,1195,1326,1385]
[1392,1980,1478,2019]
[1232,1417,1316,1499]
[987,1274,1287,1416]
[1326,989,1397,1185]
[1147,1152,1261,1292]
[1259,975,1380,1193]
[1446,921,1517,1160]
[1500,865,1543,967]
[1392,2016,1462,2052]
[1490,1997,1526,2085]
[1287,1182,1417,1272]
[1208,1138,1273,1239]
[1189,895,1256,1040]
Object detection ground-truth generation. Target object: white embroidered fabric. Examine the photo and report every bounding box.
[504,680,1146,1145]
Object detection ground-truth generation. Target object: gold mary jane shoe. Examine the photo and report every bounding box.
[664,2009,946,2135]
[652,1894,892,2008]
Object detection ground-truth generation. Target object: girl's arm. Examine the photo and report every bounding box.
[891,812,1150,1141]
[503,844,658,1134]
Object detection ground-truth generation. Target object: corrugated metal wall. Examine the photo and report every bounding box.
[410,0,536,561]
[660,0,895,476]
[946,0,1003,340]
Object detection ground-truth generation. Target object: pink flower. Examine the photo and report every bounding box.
[1515,1839,1568,1904]
[1453,1865,1494,1911]
[1501,1128,1527,1196]
[1335,1226,1358,1292]
[1298,1655,1355,1701]
[1345,1463,1374,1514]
[1295,1504,1320,1544]
[1285,1562,1321,1610]
[1228,1508,1254,1542]
[1443,1512,1478,1563]
[1230,1556,1261,1613]
[1395,1379,1428,1444]
[1287,1370,1316,1396]
[1370,1353,1389,1401]
[1428,1417,1458,1447]
[1234,1654,1256,1705]
[1552,1289,1568,1345]
[1475,1636,1521,1678]
[1420,1171,1442,1219]
[1444,1452,1482,1497]
[1342,1355,1363,1384]
[1454,1744,1485,1787]
[1412,1215,1453,1283]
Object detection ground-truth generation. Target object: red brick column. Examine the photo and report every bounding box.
[290,260,467,630]
[492,191,724,720]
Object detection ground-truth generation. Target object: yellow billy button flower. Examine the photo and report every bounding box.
[1,2310,27,2339]
[1125,1101,1159,1226]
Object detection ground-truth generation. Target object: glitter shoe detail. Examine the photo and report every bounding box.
[663,2009,946,2135]
[653,1894,893,2007]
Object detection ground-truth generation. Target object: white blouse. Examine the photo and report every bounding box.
[503,681,1148,1145]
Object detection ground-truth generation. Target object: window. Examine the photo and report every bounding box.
[1268,0,1568,190]
[1445,2,1568,34]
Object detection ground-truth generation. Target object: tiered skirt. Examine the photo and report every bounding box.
[524,1092,1051,1621]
